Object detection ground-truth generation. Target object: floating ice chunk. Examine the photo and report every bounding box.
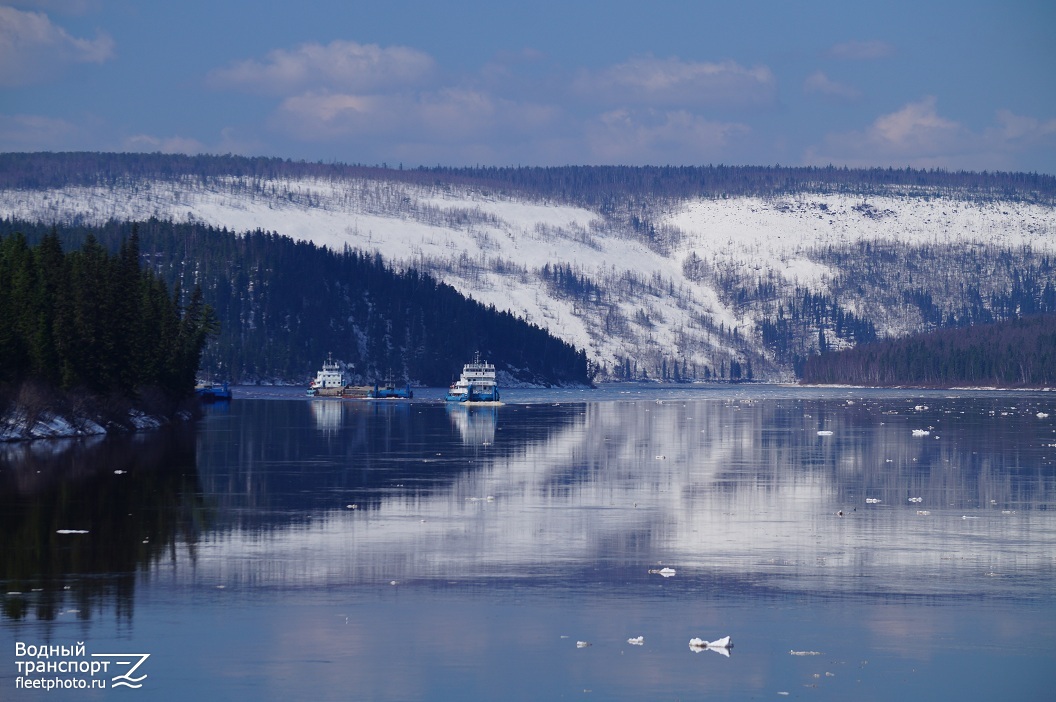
[816,430,833,436]
[627,636,644,645]
[56,530,89,534]
[911,429,930,436]
[1038,412,1050,418]
[689,636,732,656]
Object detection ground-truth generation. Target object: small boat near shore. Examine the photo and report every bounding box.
[445,353,501,404]
[196,381,231,402]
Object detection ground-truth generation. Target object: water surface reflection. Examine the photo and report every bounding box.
[0,427,202,622]
[2,390,1054,701]
[183,394,1056,598]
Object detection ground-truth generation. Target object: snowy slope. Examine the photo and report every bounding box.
[2,175,1054,380]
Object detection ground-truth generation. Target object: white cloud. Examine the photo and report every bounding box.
[803,71,860,101]
[123,134,206,155]
[805,97,1056,170]
[805,97,965,167]
[271,87,561,147]
[585,108,750,164]
[574,55,776,108]
[0,112,78,149]
[827,40,895,61]
[207,40,435,97]
[991,109,1056,144]
[871,96,961,148]
[0,5,114,86]
[4,1,99,15]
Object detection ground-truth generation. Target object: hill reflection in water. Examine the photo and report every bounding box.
[183,393,1056,598]
[3,390,1055,701]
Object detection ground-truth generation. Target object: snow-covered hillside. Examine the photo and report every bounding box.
[2,172,1054,380]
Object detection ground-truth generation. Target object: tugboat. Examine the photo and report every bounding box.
[445,353,500,403]
[307,354,351,397]
[367,377,413,399]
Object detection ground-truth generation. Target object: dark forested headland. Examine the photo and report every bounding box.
[800,313,1056,388]
[0,227,215,437]
[1,219,593,388]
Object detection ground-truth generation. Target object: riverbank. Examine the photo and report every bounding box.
[0,383,199,442]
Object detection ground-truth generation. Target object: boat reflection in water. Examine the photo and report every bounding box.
[446,404,497,446]
[309,398,344,434]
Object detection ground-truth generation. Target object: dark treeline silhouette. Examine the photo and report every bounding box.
[800,313,1056,387]
[1,218,592,387]
[0,227,213,404]
[2,152,1053,207]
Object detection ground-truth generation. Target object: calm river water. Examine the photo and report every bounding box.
[2,385,1055,700]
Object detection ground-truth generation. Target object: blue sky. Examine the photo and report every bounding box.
[1,0,1054,173]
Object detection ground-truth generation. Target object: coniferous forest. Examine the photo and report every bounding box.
[0,219,593,388]
[800,313,1056,387]
[0,227,215,420]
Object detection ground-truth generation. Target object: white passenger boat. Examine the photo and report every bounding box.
[445,353,500,403]
[307,354,351,396]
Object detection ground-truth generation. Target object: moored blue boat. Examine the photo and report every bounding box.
[196,381,231,402]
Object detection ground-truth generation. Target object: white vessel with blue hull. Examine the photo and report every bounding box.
[445,354,501,403]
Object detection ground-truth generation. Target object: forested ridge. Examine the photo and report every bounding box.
[800,313,1056,387]
[0,218,593,387]
[2,152,1053,206]
[3,152,1054,387]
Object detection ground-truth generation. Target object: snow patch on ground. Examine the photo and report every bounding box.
[1,407,166,442]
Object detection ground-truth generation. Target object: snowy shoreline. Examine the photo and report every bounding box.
[0,405,193,443]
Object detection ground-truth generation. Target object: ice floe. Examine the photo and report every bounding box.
[689,636,732,656]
